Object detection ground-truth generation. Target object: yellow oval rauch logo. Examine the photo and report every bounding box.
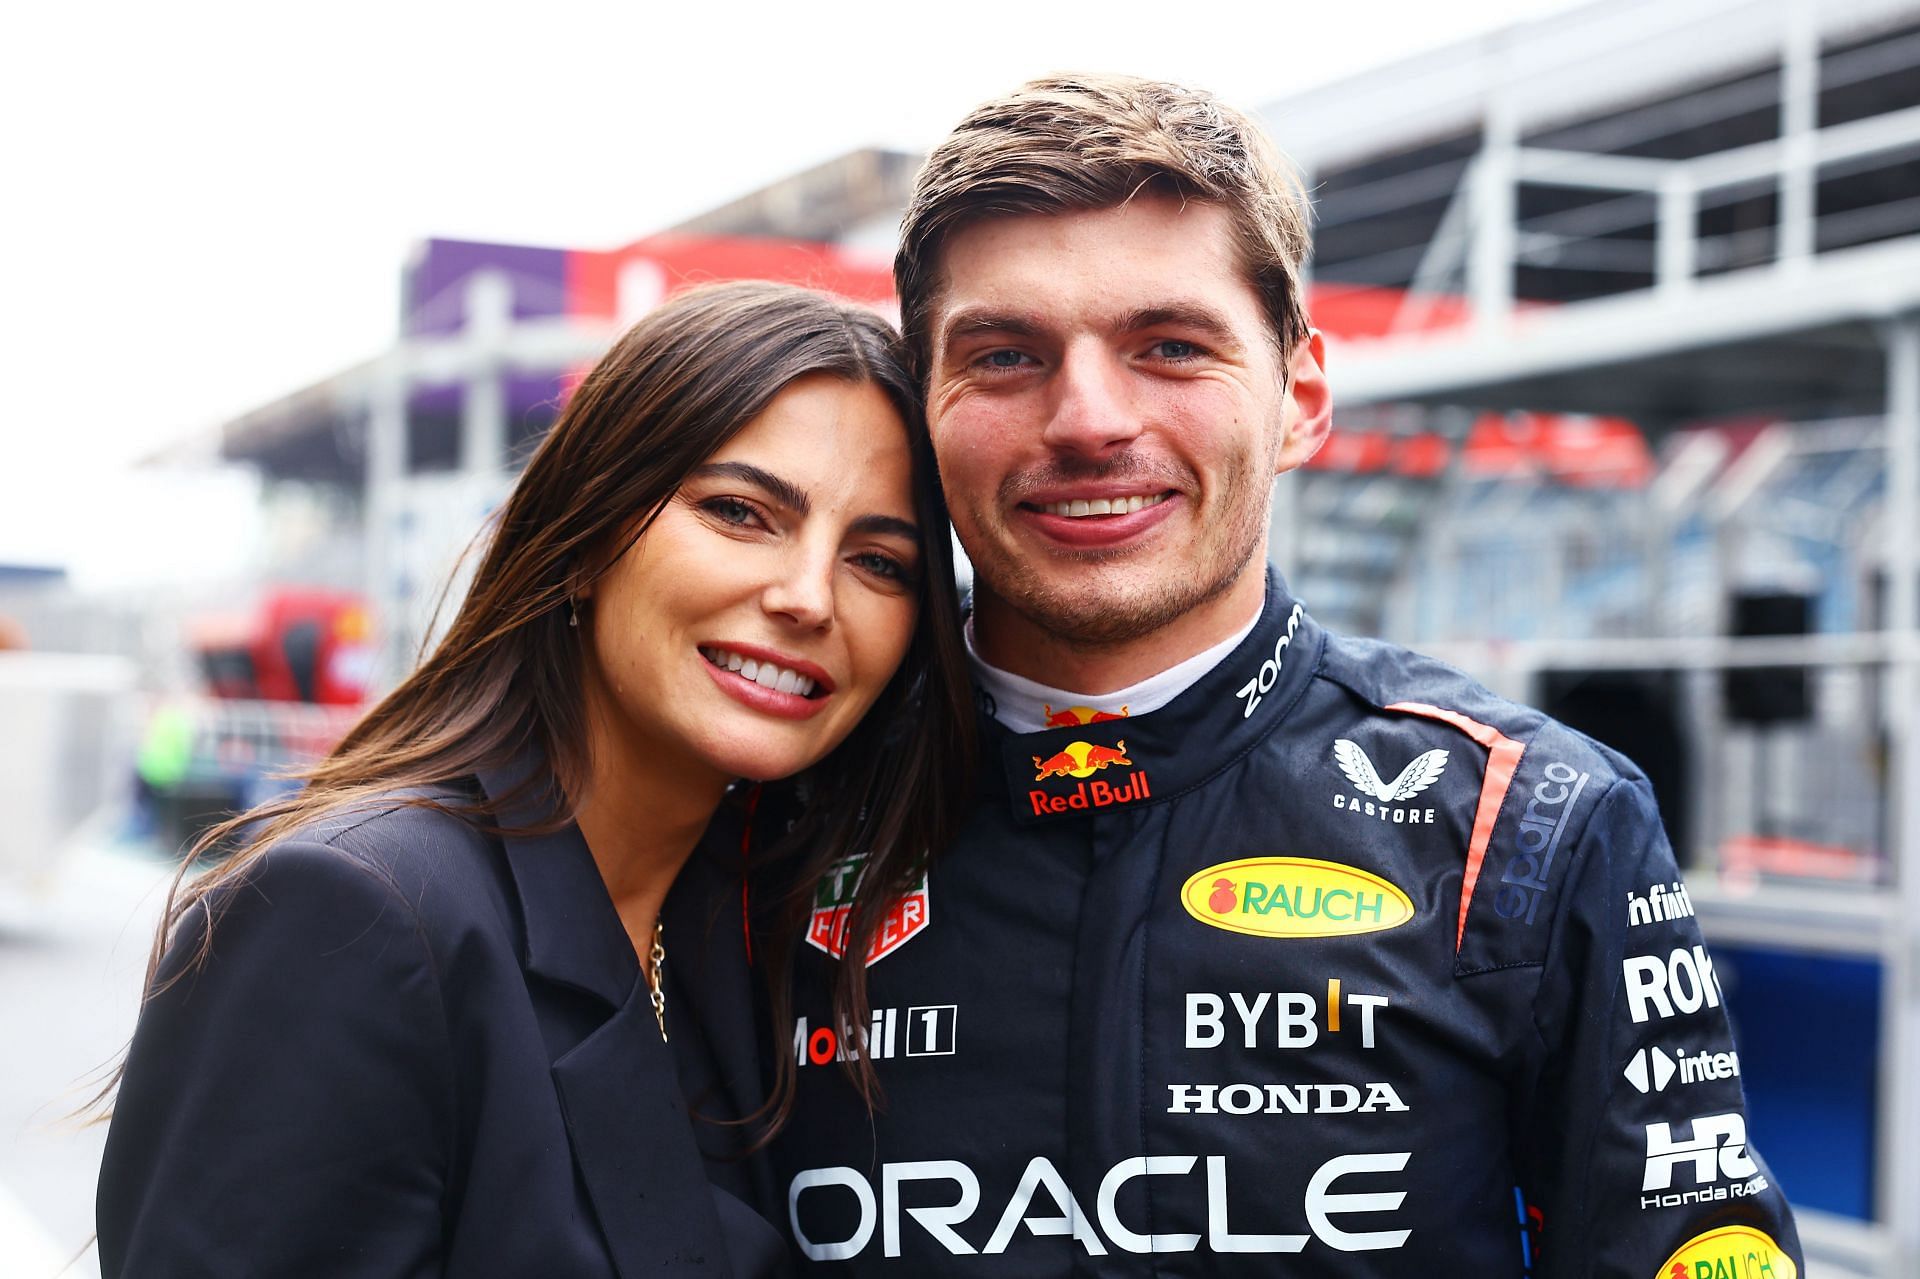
[1180,857,1415,938]
[1655,1225,1796,1279]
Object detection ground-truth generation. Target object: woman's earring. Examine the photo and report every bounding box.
[568,600,580,628]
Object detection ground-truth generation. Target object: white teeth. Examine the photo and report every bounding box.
[710,649,821,699]
[702,646,819,698]
[1044,493,1166,518]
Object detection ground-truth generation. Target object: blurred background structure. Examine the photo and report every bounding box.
[1281,5,1920,1273]
[4,0,1919,1274]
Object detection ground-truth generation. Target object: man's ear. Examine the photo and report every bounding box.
[1274,329,1332,476]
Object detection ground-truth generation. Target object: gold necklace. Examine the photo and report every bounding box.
[646,918,668,1042]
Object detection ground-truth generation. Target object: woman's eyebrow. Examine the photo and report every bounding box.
[690,461,810,514]
[694,461,919,541]
[852,514,920,541]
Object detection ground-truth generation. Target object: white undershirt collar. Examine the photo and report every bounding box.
[965,609,1261,735]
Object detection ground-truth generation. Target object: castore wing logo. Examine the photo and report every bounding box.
[1332,740,1449,802]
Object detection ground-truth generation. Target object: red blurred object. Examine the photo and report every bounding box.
[1720,834,1878,887]
[1306,413,1654,487]
[190,589,374,706]
[1307,282,1478,339]
[566,233,899,321]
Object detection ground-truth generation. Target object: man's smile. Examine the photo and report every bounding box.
[1014,490,1183,549]
[1023,492,1171,518]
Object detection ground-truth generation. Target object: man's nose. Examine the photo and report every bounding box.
[1042,346,1144,456]
[761,545,836,631]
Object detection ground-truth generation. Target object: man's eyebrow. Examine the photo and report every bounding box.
[689,461,810,515]
[940,303,1244,350]
[1119,303,1242,344]
[940,308,1045,345]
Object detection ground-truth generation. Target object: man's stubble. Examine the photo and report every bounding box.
[962,443,1277,654]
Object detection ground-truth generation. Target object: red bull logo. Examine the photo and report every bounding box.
[1042,703,1131,728]
[805,853,931,966]
[1032,739,1133,780]
[1028,739,1151,816]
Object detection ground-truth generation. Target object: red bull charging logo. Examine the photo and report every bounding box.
[1032,739,1132,780]
[1029,739,1151,815]
[1042,704,1130,727]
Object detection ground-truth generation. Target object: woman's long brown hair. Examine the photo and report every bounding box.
[103,279,975,1130]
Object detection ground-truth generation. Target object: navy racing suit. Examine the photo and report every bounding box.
[771,572,1801,1277]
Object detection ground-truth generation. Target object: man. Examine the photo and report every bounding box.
[772,74,1801,1276]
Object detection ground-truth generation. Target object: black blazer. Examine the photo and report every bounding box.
[97,765,785,1278]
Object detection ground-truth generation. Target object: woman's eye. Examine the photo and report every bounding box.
[701,496,761,527]
[854,551,917,585]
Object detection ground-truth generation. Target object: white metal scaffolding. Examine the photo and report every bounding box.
[1311,4,1920,1264]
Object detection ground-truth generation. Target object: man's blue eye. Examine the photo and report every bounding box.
[1156,340,1198,360]
[984,350,1027,368]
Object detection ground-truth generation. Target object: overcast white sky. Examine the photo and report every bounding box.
[0,0,1579,584]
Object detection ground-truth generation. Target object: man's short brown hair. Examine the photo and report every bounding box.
[895,73,1313,382]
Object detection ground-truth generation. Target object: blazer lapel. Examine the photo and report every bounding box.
[478,759,636,1008]
[553,989,736,1275]
[664,828,768,1129]
[663,827,778,1216]
[476,759,735,1276]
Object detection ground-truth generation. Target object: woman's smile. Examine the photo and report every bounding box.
[697,643,835,720]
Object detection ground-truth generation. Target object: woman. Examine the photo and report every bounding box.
[95,281,974,1277]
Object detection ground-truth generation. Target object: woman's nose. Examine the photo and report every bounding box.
[760,548,836,630]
